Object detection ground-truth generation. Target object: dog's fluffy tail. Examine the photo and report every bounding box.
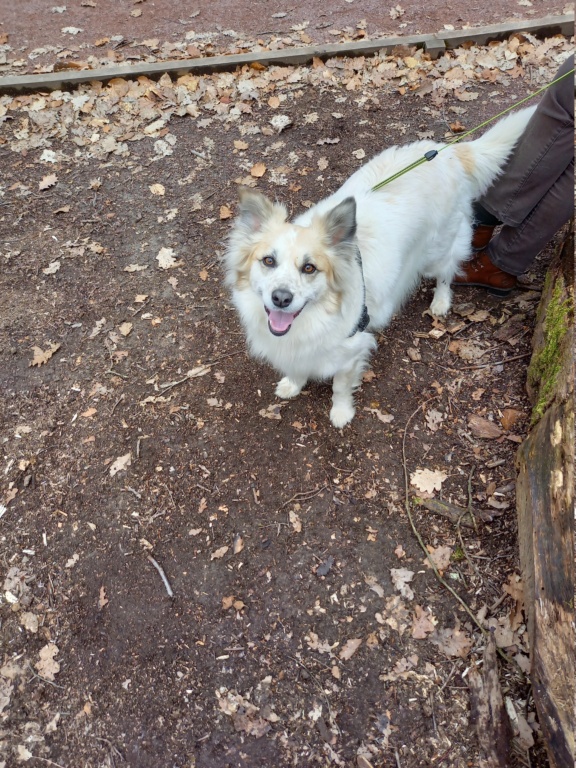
[455,105,536,197]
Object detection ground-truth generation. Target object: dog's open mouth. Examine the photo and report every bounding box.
[265,307,302,336]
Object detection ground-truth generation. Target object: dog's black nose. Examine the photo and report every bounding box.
[272,289,293,309]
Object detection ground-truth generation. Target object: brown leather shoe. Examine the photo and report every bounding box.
[471,224,496,251]
[453,250,517,296]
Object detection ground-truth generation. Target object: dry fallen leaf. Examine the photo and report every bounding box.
[410,468,447,495]
[20,612,39,633]
[211,545,229,560]
[109,452,132,477]
[156,247,183,270]
[501,408,522,430]
[39,174,58,191]
[425,408,444,432]
[448,340,486,361]
[424,544,452,573]
[390,568,415,600]
[259,403,283,420]
[149,183,165,196]
[468,414,502,439]
[35,643,60,681]
[30,342,61,367]
[429,621,472,658]
[219,205,233,219]
[250,162,267,178]
[118,322,133,337]
[339,638,362,660]
[289,509,302,532]
[98,586,109,609]
[394,544,405,559]
[412,605,437,639]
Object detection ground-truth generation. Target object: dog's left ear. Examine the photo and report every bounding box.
[236,188,279,233]
[323,197,357,247]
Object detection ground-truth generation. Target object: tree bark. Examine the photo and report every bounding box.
[516,226,574,768]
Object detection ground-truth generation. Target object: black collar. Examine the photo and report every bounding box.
[348,247,370,336]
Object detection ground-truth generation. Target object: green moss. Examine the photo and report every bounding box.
[451,546,465,563]
[527,276,573,424]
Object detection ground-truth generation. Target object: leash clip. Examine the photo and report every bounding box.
[424,150,438,161]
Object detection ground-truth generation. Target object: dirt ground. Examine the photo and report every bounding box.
[0,16,573,768]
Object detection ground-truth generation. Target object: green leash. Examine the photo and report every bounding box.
[371,66,575,192]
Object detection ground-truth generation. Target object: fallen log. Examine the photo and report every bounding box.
[515,225,575,768]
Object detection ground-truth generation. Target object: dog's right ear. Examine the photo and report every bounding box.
[236,188,277,233]
[323,197,357,247]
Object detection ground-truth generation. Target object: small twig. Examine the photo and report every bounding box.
[455,467,481,578]
[147,555,174,598]
[430,746,455,765]
[106,368,129,379]
[92,735,124,760]
[110,394,125,416]
[30,757,66,768]
[281,485,328,508]
[467,466,478,533]
[124,486,142,500]
[394,748,402,768]
[328,462,355,474]
[460,352,531,371]
[159,351,244,394]
[27,662,66,690]
[437,660,459,695]
[130,301,150,317]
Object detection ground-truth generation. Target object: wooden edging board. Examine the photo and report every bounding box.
[0,13,573,93]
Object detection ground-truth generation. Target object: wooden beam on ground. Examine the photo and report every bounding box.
[0,14,572,93]
[516,227,575,768]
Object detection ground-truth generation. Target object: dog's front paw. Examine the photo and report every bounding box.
[430,281,452,317]
[275,377,302,399]
[429,293,451,317]
[330,403,355,428]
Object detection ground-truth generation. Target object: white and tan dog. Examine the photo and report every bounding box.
[224,106,535,427]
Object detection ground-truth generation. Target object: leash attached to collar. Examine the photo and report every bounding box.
[371,65,575,193]
[349,246,370,336]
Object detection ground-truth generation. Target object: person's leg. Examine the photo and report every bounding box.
[455,55,574,294]
[488,158,574,275]
[480,54,574,230]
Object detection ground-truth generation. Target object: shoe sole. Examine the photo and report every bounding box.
[452,280,514,297]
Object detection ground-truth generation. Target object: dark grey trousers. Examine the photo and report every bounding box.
[481,54,574,276]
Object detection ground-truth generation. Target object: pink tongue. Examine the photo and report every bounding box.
[268,309,297,333]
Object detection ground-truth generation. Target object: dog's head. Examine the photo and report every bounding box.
[225,188,358,337]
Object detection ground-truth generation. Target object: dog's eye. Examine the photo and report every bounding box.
[302,263,317,275]
[262,255,276,268]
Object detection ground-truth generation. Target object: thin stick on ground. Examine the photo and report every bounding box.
[281,485,328,508]
[159,351,243,393]
[30,757,66,768]
[147,554,174,598]
[455,467,481,578]
[460,352,531,371]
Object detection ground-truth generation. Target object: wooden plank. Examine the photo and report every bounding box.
[438,13,574,49]
[516,230,575,768]
[0,14,572,93]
